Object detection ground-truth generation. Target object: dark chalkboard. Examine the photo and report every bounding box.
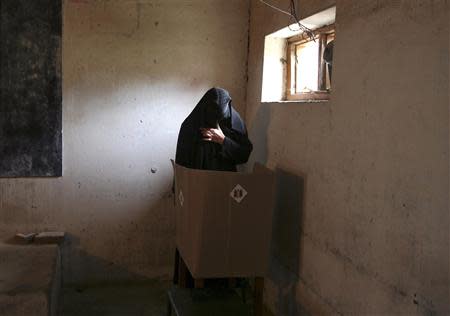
[0,0,62,177]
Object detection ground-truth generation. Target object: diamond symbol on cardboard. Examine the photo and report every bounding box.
[179,190,184,207]
[230,184,247,203]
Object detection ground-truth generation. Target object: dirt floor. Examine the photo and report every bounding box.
[59,281,170,316]
[59,280,275,316]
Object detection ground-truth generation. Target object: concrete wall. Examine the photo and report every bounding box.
[247,0,449,315]
[0,0,250,284]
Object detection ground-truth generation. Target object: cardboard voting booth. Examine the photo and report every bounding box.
[173,162,276,279]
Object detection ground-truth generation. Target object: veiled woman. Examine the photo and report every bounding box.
[175,87,253,171]
[173,87,253,288]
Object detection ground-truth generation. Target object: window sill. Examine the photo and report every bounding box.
[261,90,332,104]
[286,91,330,101]
[261,99,329,104]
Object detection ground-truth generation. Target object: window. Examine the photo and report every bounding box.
[260,6,336,103]
[286,25,335,101]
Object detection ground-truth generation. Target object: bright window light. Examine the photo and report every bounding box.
[295,40,319,93]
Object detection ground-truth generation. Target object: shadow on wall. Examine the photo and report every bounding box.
[269,168,307,315]
[61,233,151,286]
[61,190,176,285]
[247,103,271,167]
[247,103,308,314]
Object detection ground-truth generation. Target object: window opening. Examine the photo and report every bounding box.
[287,25,335,101]
[260,6,336,103]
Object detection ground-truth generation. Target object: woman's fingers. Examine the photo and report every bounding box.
[200,128,224,144]
[200,128,213,136]
[201,129,212,141]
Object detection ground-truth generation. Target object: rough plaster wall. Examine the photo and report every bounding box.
[247,0,449,315]
[0,0,250,284]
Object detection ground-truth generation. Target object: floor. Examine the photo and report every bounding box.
[59,281,170,316]
[59,280,274,316]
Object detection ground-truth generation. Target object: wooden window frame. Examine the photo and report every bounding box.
[286,24,335,101]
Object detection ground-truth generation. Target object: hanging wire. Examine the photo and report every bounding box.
[258,0,292,15]
[259,0,315,41]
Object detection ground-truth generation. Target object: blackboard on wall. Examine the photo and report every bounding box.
[0,0,62,177]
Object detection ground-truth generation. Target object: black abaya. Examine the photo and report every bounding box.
[175,88,252,171]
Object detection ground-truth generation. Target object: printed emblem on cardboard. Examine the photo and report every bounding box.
[179,190,184,206]
[230,184,247,203]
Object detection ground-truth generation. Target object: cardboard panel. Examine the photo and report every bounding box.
[228,172,275,277]
[174,163,275,278]
[196,174,231,277]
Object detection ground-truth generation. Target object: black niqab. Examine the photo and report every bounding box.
[175,88,252,171]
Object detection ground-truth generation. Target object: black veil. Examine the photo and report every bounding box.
[175,87,252,171]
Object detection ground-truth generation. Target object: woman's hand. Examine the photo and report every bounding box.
[200,126,225,144]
